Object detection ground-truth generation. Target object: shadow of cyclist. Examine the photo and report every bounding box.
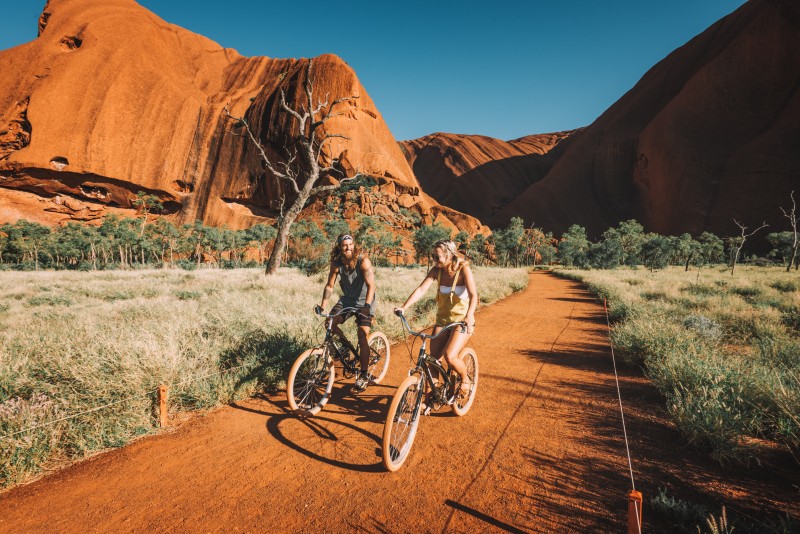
[232,388,392,473]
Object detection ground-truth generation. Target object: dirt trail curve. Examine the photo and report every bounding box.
[1,272,796,533]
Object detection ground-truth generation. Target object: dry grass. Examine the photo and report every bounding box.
[0,266,527,488]
[555,265,800,464]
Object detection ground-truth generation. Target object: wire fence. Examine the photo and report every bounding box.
[603,298,641,534]
[0,361,253,442]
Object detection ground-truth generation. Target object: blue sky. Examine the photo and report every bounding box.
[2,1,747,141]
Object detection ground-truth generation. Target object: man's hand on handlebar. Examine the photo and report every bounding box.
[393,307,405,317]
[314,305,324,315]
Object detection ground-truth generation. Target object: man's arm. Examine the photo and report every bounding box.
[361,257,376,312]
[320,263,338,311]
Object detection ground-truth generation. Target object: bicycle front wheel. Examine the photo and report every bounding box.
[452,347,478,416]
[286,347,335,416]
[367,331,391,384]
[382,374,423,472]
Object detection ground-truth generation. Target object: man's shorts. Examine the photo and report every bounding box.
[331,302,373,327]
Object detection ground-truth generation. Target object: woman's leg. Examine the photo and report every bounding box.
[421,325,447,387]
[442,329,473,391]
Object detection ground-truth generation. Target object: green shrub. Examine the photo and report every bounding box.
[26,295,73,307]
[651,487,707,525]
[683,315,723,341]
[175,290,202,300]
[681,284,721,297]
[770,280,799,293]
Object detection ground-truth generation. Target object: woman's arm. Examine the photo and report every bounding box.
[395,267,437,313]
[463,264,478,334]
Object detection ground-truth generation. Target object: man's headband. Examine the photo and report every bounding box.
[338,234,353,244]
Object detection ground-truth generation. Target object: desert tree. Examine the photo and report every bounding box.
[494,217,525,267]
[617,219,645,266]
[413,223,451,266]
[641,233,673,272]
[557,224,590,268]
[132,191,164,236]
[589,227,623,269]
[225,59,360,275]
[730,219,768,275]
[780,190,799,272]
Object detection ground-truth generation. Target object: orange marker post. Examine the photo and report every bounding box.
[627,490,643,534]
[158,385,169,428]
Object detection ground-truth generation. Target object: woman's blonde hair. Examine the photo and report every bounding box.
[432,239,468,275]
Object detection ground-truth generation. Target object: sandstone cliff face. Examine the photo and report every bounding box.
[0,0,485,234]
[494,0,800,237]
[400,131,575,223]
[401,0,799,239]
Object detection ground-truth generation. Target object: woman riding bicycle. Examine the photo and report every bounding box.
[319,234,377,393]
[394,239,477,397]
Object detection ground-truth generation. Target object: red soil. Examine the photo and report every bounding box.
[0,272,797,532]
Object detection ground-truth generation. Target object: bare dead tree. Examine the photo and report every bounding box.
[780,190,799,272]
[730,219,768,275]
[225,59,360,275]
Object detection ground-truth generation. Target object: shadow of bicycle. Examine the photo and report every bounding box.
[232,384,394,473]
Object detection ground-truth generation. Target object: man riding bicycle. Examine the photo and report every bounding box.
[318,233,377,393]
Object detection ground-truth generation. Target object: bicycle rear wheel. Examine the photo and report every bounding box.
[366,331,391,383]
[286,346,335,416]
[451,347,478,416]
[382,374,423,472]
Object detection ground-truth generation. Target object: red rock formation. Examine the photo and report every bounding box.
[494,0,800,237]
[400,131,574,223]
[0,0,486,235]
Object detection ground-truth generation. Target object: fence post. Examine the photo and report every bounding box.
[158,385,169,428]
[627,490,643,534]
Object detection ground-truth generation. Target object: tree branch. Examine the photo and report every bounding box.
[310,173,360,196]
[279,88,307,132]
[224,105,300,195]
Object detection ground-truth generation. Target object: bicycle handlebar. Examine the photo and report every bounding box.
[394,310,466,339]
[315,305,370,320]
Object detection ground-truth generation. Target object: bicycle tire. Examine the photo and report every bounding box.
[286,346,335,415]
[382,374,423,472]
[366,331,391,384]
[451,347,478,416]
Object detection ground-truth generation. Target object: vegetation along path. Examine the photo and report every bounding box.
[1,272,796,532]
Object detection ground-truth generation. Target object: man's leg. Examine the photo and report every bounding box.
[357,324,370,374]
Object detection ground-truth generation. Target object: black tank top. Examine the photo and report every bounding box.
[337,255,376,310]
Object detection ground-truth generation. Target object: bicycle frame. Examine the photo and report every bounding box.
[315,306,369,374]
[395,312,466,410]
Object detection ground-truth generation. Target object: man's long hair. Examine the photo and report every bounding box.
[330,234,365,270]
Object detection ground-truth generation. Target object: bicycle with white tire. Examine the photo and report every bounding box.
[286,306,390,416]
[381,310,478,472]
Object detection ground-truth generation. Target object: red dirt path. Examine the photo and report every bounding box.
[1,272,797,532]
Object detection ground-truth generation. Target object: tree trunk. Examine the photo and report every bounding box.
[731,245,743,275]
[266,206,303,275]
[788,243,798,273]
